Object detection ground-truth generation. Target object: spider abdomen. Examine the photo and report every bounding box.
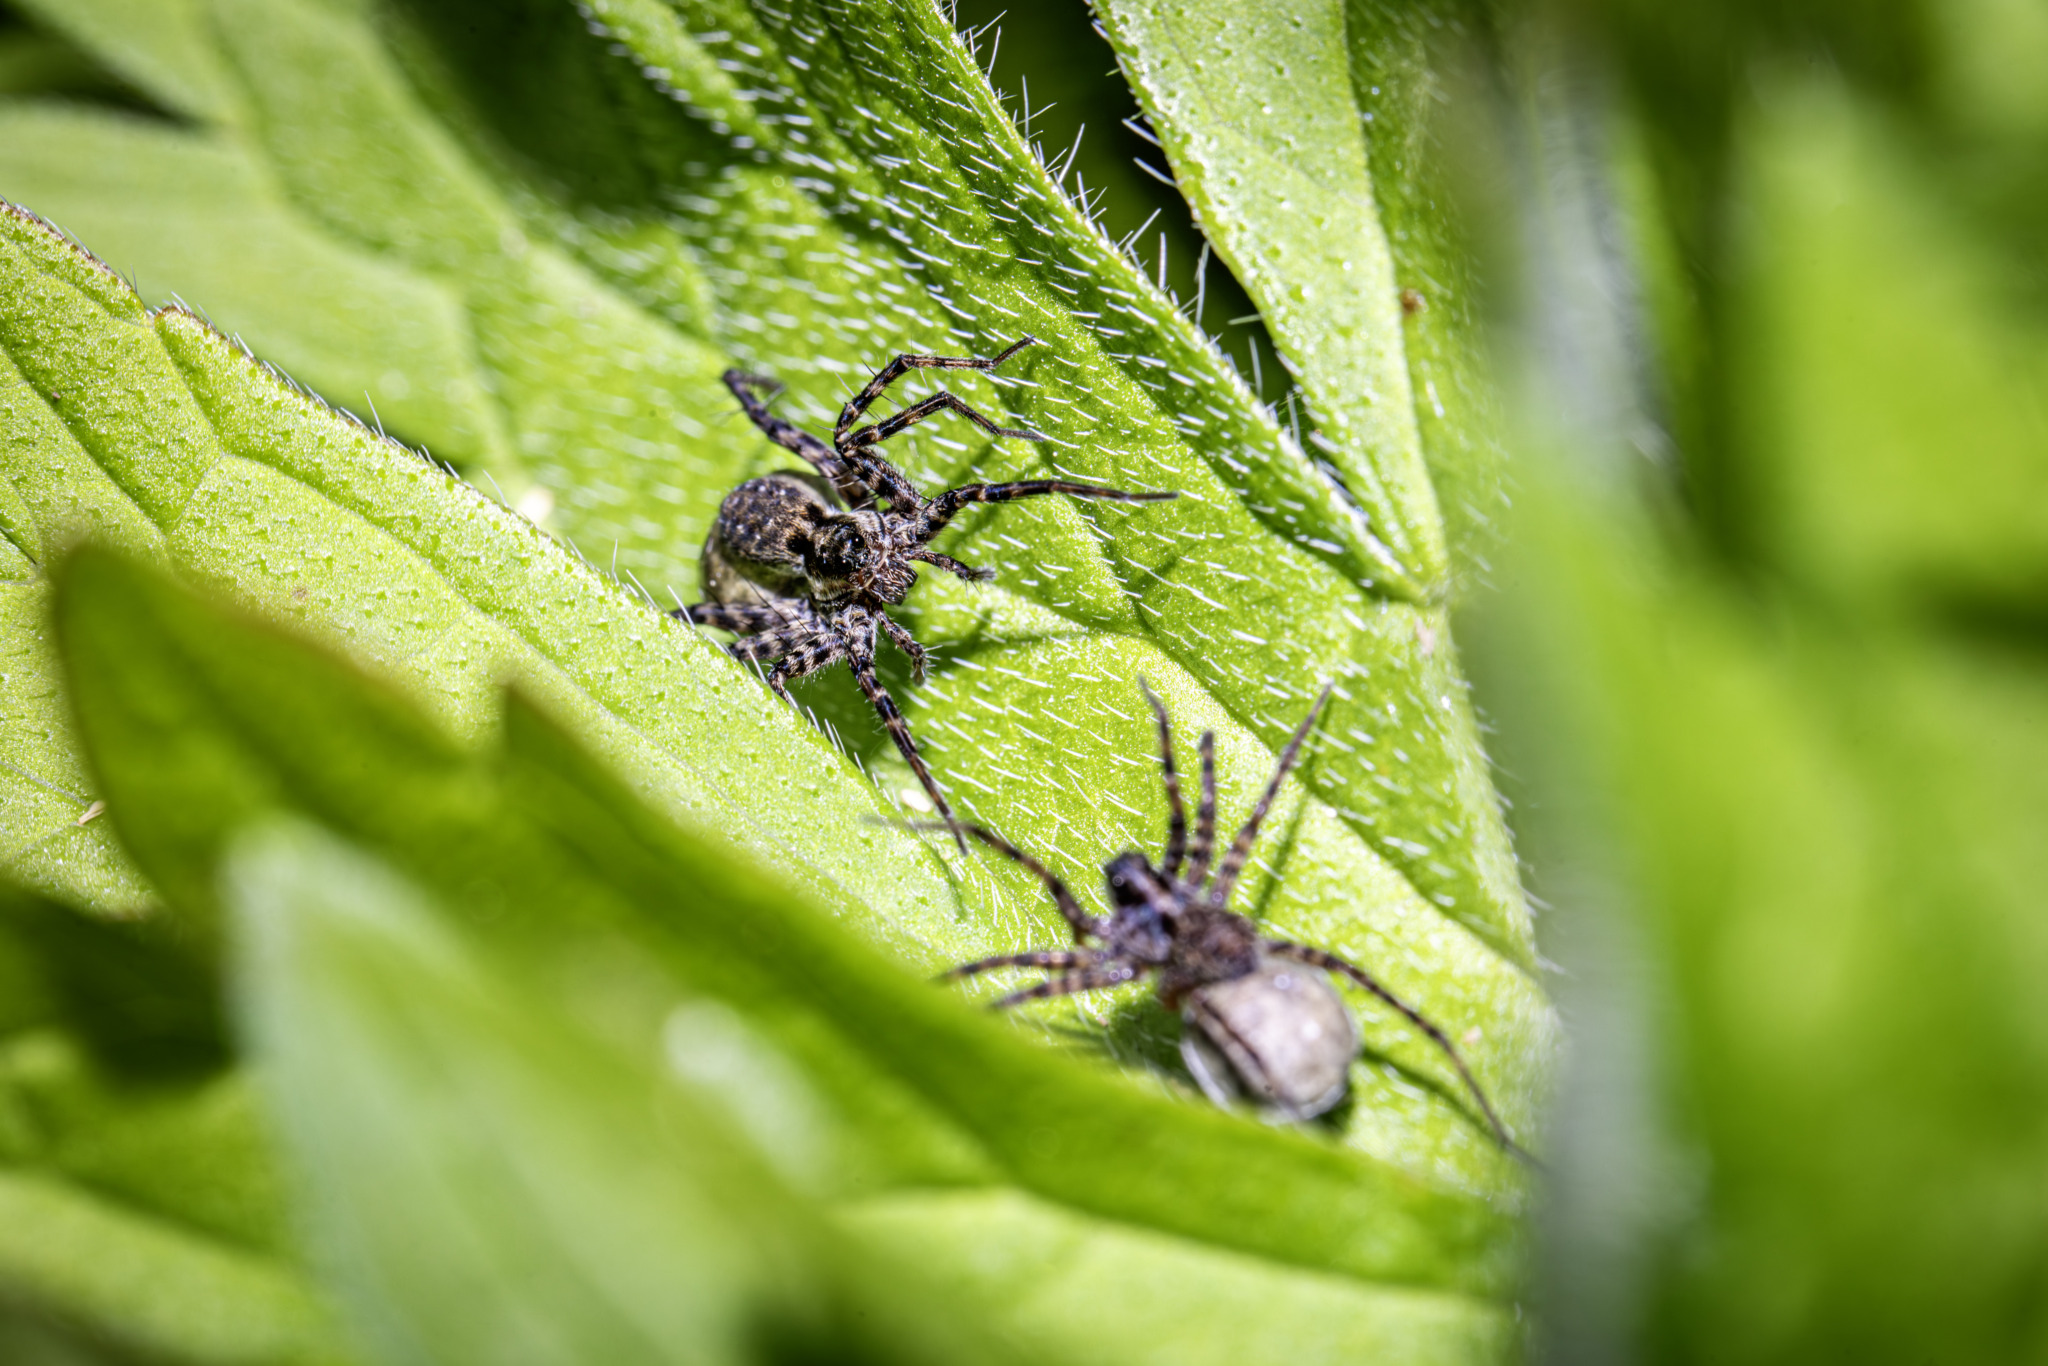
[1180,956,1361,1121]
[701,471,837,606]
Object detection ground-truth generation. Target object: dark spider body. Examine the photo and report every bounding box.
[942,685,1528,1156]
[674,338,1175,837]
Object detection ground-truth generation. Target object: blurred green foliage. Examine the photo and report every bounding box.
[1462,2,2048,1363]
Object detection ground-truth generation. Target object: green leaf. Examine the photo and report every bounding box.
[0,879,224,1077]
[0,10,1549,1188]
[0,0,1540,989]
[1735,79,2048,615]
[56,546,1521,1277]
[226,818,1516,1366]
[1339,0,1510,584]
[0,199,955,940]
[0,1168,344,1366]
[224,820,840,1366]
[58,547,1521,1359]
[1093,0,1449,593]
[0,880,344,1363]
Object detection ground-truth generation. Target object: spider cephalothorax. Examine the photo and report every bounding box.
[674,338,1176,837]
[942,685,1529,1157]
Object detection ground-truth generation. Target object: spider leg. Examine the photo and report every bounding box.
[722,369,872,504]
[755,628,844,697]
[726,617,822,663]
[913,480,1179,540]
[1141,679,1190,880]
[1206,686,1332,908]
[671,601,801,633]
[897,819,1101,941]
[990,961,1143,1010]
[944,948,1102,980]
[757,639,833,708]
[877,613,929,683]
[845,620,964,851]
[761,631,848,707]
[839,446,927,514]
[909,548,995,582]
[1264,939,1534,1163]
[843,390,1047,451]
[1183,730,1220,887]
[834,335,1039,445]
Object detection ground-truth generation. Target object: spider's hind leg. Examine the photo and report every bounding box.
[1264,939,1532,1163]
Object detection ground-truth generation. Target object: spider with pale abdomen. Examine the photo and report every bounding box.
[933,684,1533,1161]
[673,338,1177,842]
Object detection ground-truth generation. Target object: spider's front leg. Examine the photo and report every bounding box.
[834,336,1040,446]
[843,617,964,850]
[845,390,1047,451]
[704,607,839,705]
[877,613,929,683]
[1205,685,1330,909]
[913,479,1179,541]
[910,548,994,583]
[1141,681,1192,880]
[760,631,847,703]
[946,949,1103,981]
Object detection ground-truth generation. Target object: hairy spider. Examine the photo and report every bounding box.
[939,685,1530,1158]
[673,337,1176,840]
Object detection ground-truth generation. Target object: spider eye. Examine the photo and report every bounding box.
[1104,853,1152,907]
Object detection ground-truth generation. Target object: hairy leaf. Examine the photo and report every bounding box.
[0,0,1531,952]
[0,0,1549,1181]
[61,547,1521,1356]
[1093,0,1449,591]
[0,200,953,937]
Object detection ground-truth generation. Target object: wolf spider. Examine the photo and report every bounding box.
[673,338,1176,842]
[939,684,1529,1158]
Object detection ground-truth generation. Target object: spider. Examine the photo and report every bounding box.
[672,337,1176,842]
[937,684,1530,1159]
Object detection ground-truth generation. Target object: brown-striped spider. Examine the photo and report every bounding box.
[673,338,1175,841]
